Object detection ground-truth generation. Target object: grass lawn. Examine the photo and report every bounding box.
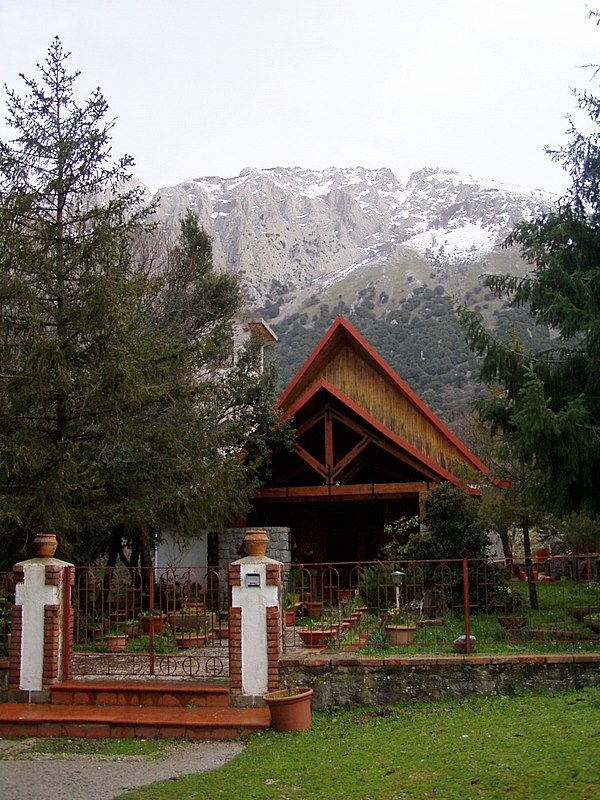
[116,688,600,800]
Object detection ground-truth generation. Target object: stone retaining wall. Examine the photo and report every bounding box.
[279,653,600,709]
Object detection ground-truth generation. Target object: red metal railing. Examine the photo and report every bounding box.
[282,555,600,654]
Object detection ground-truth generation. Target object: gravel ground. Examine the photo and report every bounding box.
[0,738,244,800]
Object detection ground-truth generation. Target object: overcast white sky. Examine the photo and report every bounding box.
[0,0,598,195]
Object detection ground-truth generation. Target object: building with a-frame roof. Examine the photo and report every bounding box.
[242,316,490,564]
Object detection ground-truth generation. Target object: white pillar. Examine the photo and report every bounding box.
[12,556,73,693]
[229,541,283,703]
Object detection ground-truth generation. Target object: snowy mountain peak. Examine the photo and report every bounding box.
[153,166,557,307]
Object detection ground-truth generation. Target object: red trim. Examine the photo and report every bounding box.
[278,316,489,476]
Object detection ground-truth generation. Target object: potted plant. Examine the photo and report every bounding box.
[139,610,166,634]
[583,613,600,633]
[106,632,128,652]
[297,620,338,648]
[283,593,301,626]
[119,619,139,638]
[384,607,417,645]
[175,632,209,649]
[263,686,313,732]
[568,605,600,621]
[304,600,324,618]
[497,615,527,630]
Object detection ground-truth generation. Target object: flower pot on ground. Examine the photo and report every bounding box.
[497,616,527,630]
[304,601,323,618]
[263,687,313,732]
[183,601,206,612]
[568,606,600,621]
[140,613,165,634]
[384,606,418,644]
[106,634,128,652]
[583,613,600,633]
[283,593,301,626]
[119,620,139,638]
[298,625,338,648]
[168,609,214,634]
[385,625,417,645]
[175,633,209,649]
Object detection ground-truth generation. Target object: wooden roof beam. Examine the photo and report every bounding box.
[254,481,430,500]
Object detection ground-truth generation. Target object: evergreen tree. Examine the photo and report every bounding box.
[0,39,283,568]
[457,39,600,520]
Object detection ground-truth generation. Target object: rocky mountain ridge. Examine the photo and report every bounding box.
[152,165,557,312]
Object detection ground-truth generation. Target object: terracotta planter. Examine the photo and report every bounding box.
[175,633,208,649]
[106,634,128,652]
[284,610,297,627]
[497,616,527,630]
[386,625,417,645]
[263,687,313,732]
[584,615,600,633]
[298,627,337,648]
[140,615,164,634]
[33,532,58,559]
[304,601,323,618]
[244,530,269,557]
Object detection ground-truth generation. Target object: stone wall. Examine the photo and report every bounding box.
[279,653,600,709]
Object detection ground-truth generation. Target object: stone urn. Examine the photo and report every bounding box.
[33,532,58,559]
[244,529,269,557]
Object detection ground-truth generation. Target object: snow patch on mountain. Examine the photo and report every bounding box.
[404,222,500,262]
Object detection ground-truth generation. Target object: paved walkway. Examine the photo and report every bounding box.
[0,737,243,800]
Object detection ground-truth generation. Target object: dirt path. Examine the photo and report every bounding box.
[0,738,244,800]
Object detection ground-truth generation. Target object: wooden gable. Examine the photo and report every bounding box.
[277,316,488,483]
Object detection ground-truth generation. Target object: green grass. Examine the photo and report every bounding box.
[0,737,169,759]
[116,689,600,800]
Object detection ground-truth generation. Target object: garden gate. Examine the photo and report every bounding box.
[70,565,230,681]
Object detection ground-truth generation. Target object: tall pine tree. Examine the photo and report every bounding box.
[457,28,600,523]
[0,39,284,568]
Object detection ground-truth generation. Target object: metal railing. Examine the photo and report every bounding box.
[1,554,598,670]
[70,564,230,679]
[282,554,600,654]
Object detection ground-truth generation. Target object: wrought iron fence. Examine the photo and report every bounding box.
[70,564,230,679]
[282,554,600,654]
[2,554,599,671]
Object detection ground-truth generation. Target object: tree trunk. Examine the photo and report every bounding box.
[522,515,539,611]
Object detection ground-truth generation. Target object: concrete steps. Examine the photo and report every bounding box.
[0,681,271,740]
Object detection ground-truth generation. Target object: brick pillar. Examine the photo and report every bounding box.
[228,534,283,706]
[9,554,74,701]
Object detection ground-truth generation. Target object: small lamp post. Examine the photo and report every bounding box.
[391,570,405,610]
